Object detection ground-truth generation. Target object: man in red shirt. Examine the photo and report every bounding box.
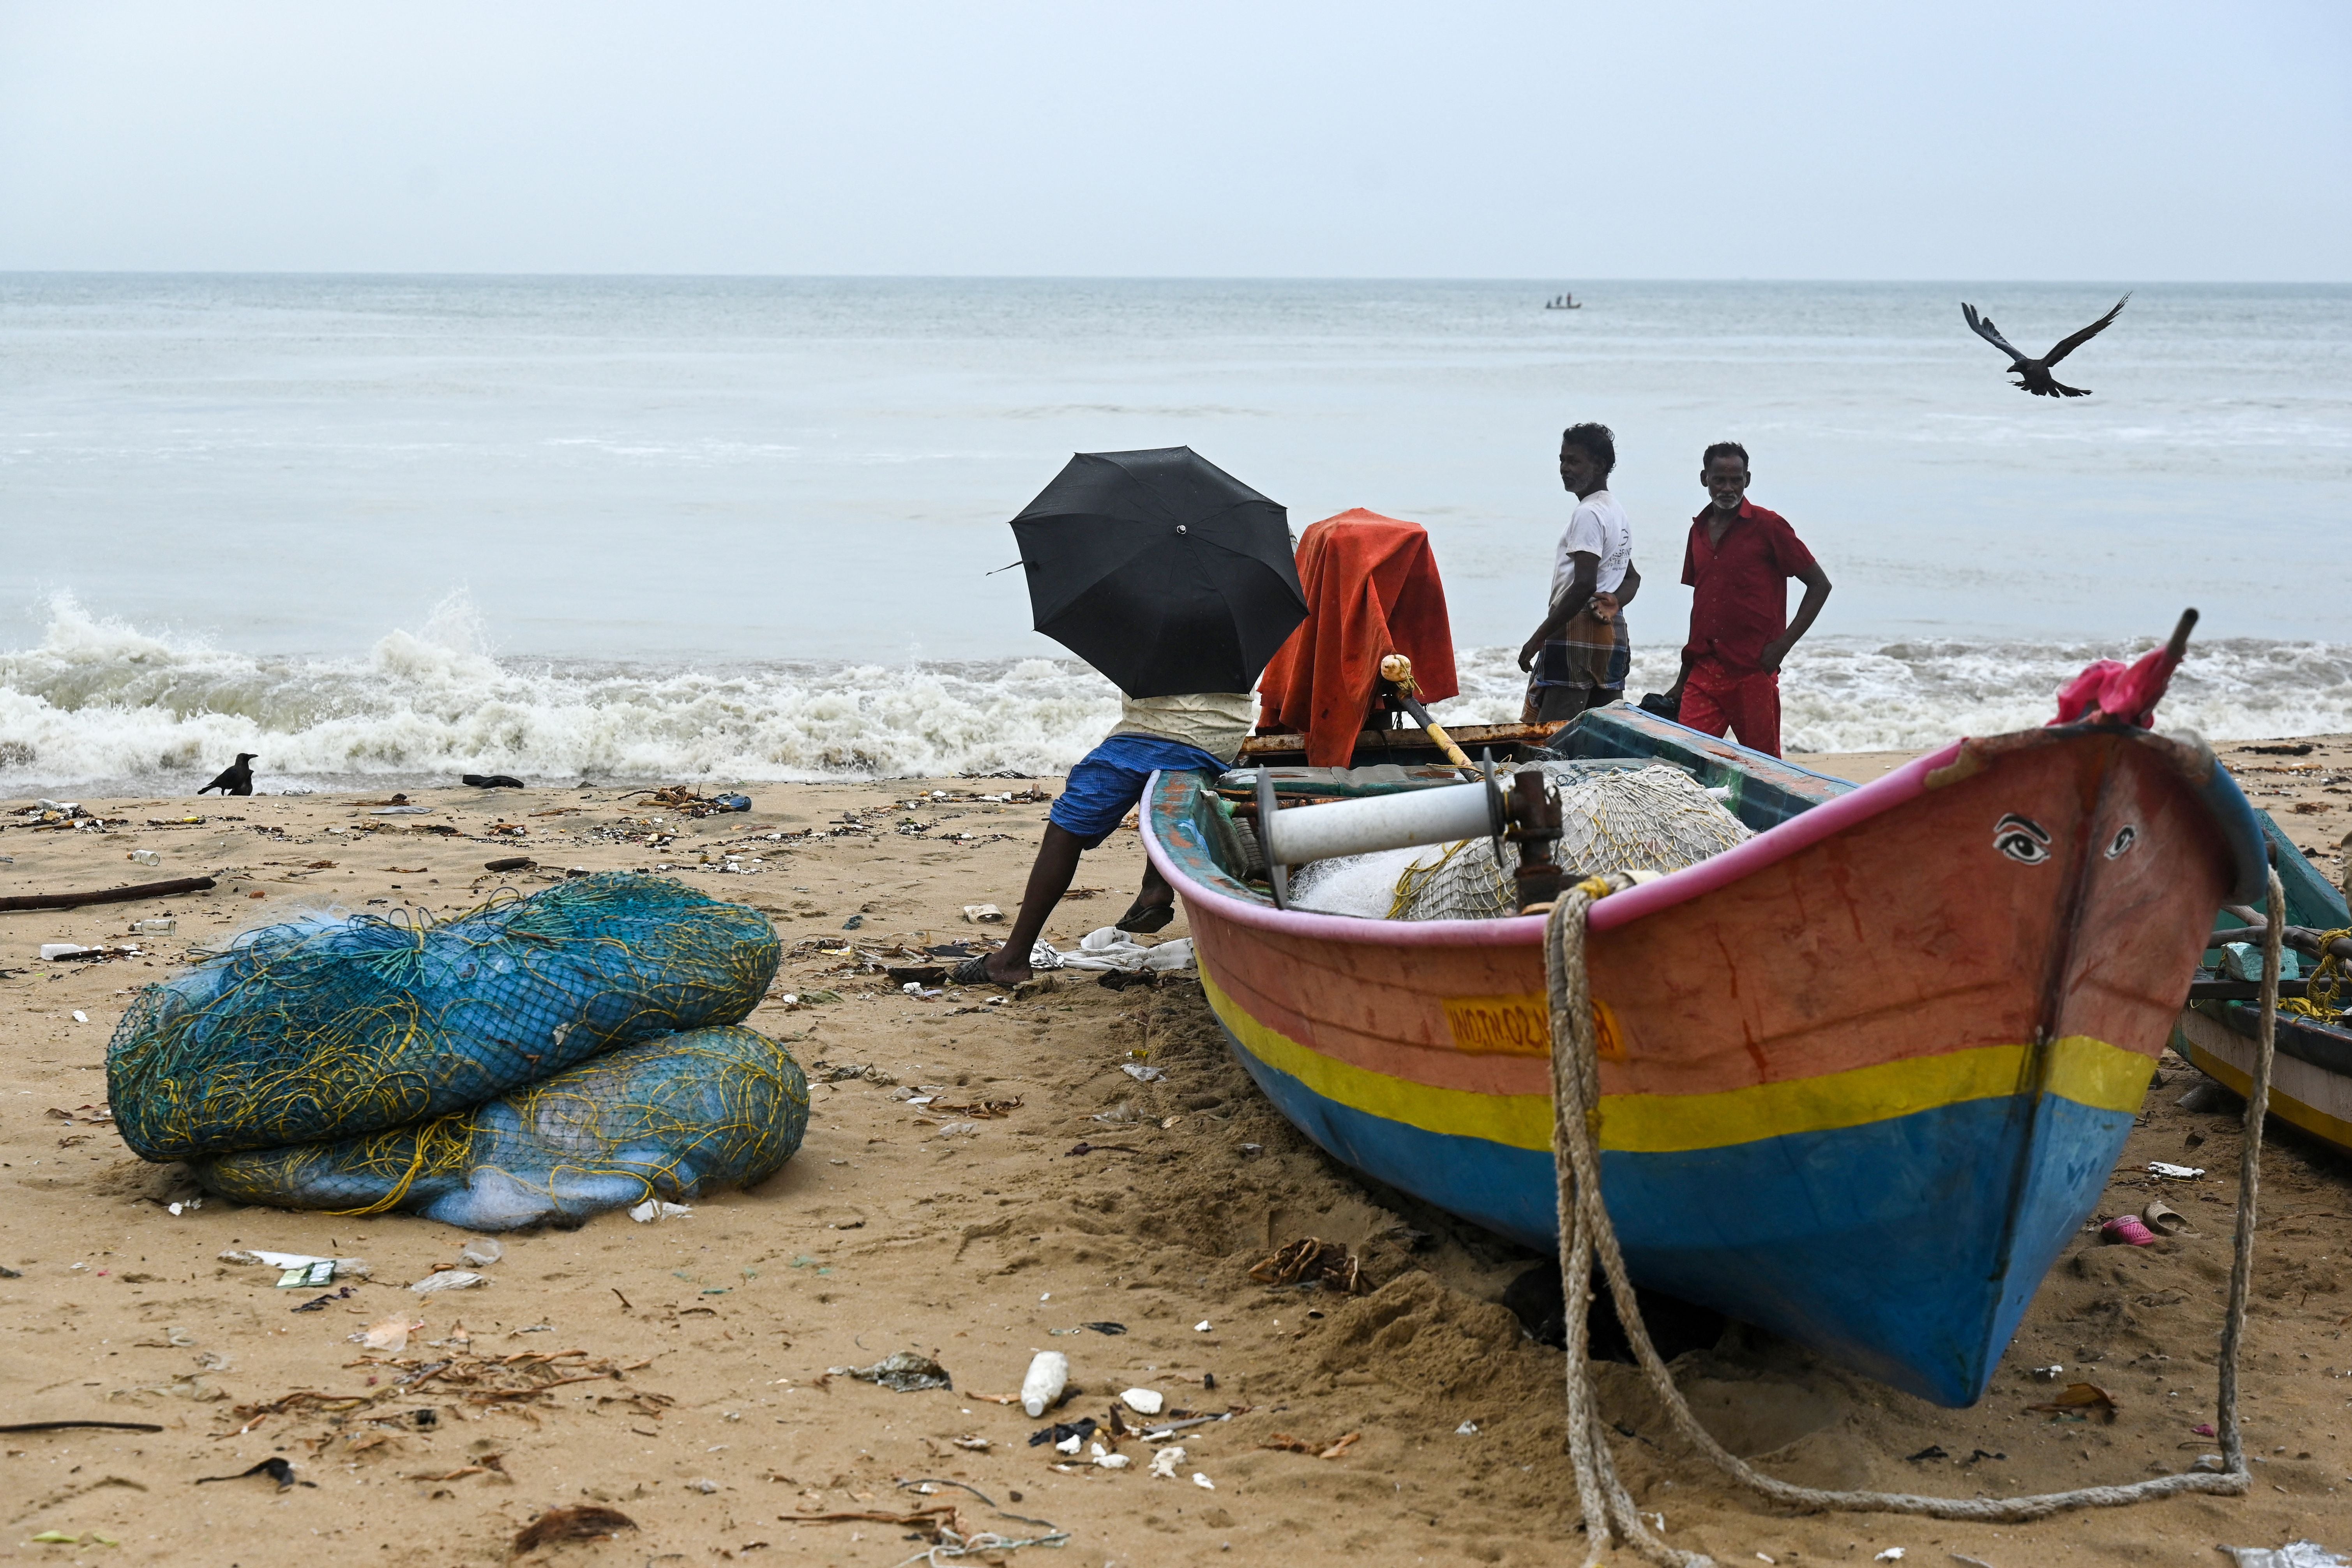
[1664,442,1831,758]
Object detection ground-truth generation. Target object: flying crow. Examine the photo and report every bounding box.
[1961,293,2130,398]
[198,753,258,796]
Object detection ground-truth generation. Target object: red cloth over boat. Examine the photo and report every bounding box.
[1256,509,1458,766]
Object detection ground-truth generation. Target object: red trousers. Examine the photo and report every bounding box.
[1680,658,1781,758]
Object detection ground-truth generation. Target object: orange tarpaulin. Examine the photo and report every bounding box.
[1255,509,1459,767]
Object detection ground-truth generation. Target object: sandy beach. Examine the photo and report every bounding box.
[4,735,2349,1565]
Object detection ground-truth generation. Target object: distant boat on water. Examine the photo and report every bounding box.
[1545,293,1581,309]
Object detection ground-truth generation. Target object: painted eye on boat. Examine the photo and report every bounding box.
[2105,825,2137,859]
[1992,813,2052,865]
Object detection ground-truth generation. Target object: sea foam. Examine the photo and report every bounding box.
[3,594,2347,793]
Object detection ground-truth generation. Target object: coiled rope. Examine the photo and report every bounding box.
[1541,869,2280,1568]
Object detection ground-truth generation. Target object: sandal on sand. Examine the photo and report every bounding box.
[949,955,1009,989]
[2140,1199,2198,1238]
[2100,1214,2156,1247]
[1114,902,1176,936]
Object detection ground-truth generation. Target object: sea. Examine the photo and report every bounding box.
[3,275,2348,793]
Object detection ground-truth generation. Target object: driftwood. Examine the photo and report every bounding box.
[0,876,217,913]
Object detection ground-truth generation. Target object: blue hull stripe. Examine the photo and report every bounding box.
[1218,1018,2131,1407]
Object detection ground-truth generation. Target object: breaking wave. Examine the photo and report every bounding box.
[4,594,2348,794]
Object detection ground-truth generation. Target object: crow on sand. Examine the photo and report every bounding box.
[1961,293,2130,397]
[198,753,258,796]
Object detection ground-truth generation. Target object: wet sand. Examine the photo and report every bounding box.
[3,740,2349,1564]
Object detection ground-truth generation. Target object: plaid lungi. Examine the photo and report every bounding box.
[1523,609,1629,721]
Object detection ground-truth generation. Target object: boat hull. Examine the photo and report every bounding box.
[1149,721,2258,1406]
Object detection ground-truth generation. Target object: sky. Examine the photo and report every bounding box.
[1,1,2347,280]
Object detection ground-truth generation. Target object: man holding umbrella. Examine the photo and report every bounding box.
[958,448,1307,989]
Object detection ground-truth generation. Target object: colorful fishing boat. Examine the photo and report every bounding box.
[1144,704,2266,1406]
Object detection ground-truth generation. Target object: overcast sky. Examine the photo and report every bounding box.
[1,1,2345,279]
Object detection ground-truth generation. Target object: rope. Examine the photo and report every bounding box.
[2279,926,2351,1022]
[1541,869,2281,1566]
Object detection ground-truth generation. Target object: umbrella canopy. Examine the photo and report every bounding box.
[1011,447,1307,699]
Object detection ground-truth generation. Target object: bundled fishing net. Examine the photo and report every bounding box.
[189,1024,810,1230]
[1388,764,1752,922]
[109,874,781,1161]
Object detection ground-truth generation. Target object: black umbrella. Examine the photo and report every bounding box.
[1011,447,1308,699]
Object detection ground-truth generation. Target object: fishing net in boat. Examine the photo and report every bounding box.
[189,1024,810,1230]
[1387,764,1752,922]
[109,874,780,1161]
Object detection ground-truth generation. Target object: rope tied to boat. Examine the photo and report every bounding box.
[1540,870,2281,1568]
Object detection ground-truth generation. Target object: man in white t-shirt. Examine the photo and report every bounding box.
[1519,422,1640,723]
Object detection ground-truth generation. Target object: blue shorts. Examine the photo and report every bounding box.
[1049,733,1230,849]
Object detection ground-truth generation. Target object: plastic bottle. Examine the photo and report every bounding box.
[1021,1350,1068,1418]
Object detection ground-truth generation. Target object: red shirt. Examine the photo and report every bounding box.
[1680,500,1819,673]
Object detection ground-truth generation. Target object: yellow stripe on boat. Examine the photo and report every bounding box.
[1202,970,2152,1155]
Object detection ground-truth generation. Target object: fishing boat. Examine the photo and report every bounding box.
[1545,293,1582,309]
[2172,813,2352,1154]
[1144,703,2265,1406]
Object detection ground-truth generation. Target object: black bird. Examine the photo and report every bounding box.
[1961,293,2130,397]
[198,753,258,796]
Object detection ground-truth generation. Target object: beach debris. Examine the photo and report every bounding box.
[463,774,526,789]
[1092,1446,1130,1469]
[2147,1161,2206,1179]
[2100,1214,2157,1246]
[2025,1381,2116,1422]
[630,1199,694,1222]
[1148,1445,1185,1479]
[512,1505,639,1554]
[351,1317,425,1353]
[686,1476,720,1493]
[2177,1079,2232,1112]
[1121,1063,1165,1082]
[1192,1472,1215,1490]
[1249,1237,1367,1294]
[134,918,176,934]
[1055,926,1196,975]
[410,1269,488,1294]
[962,904,1005,923]
[220,1248,369,1286]
[830,1351,953,1393]
[291,1283,355,1311]
[1029,1418,1097,1449]
[458,1238,504,1267]
[2140,1199,2198,1237]
[1195,1320,1211,1332]
[41,943,92,960]
[1873,1552,1905,1564]
[196,1457,310,1490]
[0,1420,164,1435]
[2031,1365,2064,1381]
[1082,1321,1127,1335]
[1120,1388,1165,1416]
[483,855,535,872]
[2191,1452,2228,1472]
[129,848,161,866]
[71,1009,88,1022]
[2219,1544,2348,1567]
[1903,1445,1948,1462]
[1456,1420,1480,1435]
[1021,1350,1070,1416]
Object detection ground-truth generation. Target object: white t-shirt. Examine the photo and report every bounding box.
[1552,489,1632,604]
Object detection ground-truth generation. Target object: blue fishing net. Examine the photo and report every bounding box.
[189,1024,810,1230]
[108,874,781,1162]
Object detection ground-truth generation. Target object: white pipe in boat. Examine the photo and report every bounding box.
[1261,781,1496,866]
